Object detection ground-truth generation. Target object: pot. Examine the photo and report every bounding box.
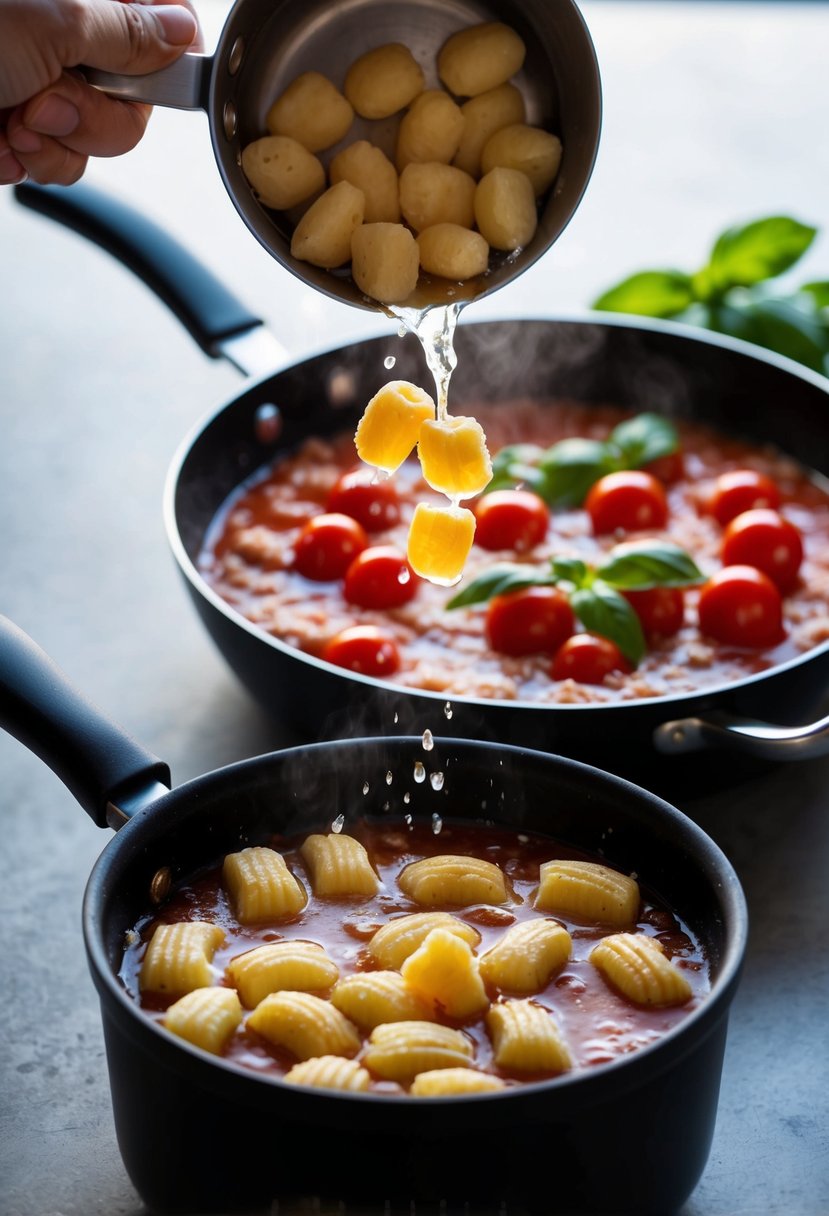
[0,614,748,1215]
[13,182,829,792]
[82,0,601,309]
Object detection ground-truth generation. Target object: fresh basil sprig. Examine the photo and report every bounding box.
[447,541,705,668]
[487,412,679,508]
[593,215,829,375]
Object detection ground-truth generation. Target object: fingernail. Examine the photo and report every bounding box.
[8,127,42,154]
[27,94,80,138]
[150,5,198,46]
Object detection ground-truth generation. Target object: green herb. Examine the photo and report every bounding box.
[593,216,829,376]
[446,540,705,667]
[488,412,679,508]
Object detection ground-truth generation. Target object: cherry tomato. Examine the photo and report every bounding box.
[622,586,685,639]
[485,587,575,657]
[706,469,781,525]
[697,565,784,648]
[322,626,401,676]
[585,470,668,535]
[474,490,550,552]
[721,508,803,591]
[550,633,632,684]
[293,513,368,581]
[326,467,402,532]
[343,546,420,609]
[643,449,685,485]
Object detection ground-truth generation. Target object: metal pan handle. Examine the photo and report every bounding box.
[0,616,171,830]
[654,709,829,761]
[13,181,284,378]
[83,54,211,110]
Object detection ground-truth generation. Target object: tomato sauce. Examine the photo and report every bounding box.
[120,818,710,1091]
[198,402,829,703]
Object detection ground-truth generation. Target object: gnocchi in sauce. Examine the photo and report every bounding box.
[122,819,709,1093]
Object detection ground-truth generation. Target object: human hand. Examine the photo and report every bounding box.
[1,0,201,185]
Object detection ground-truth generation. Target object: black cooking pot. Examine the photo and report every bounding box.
[0,614,747,1215]
[14,183,829,792]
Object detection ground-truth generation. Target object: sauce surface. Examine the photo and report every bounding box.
[121,818,710,1090]
[199,402,829,704]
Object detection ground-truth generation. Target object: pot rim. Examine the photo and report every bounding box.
[82,735,749,1111]
[162,311,829,718]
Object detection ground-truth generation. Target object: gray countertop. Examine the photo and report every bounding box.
[1,2,828,1213]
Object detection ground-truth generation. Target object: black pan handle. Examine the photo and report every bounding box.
[0,616,171,830]
[13,181,265,359]
[654,709,829,761]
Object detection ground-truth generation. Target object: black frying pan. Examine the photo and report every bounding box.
[0,613,747,1215]
[13,182,829,793]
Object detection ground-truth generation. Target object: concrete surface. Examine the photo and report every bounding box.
[1,2,828,1213]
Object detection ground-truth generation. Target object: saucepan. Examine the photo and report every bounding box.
[84,0,601,307]
[13,182,829,792]
[0,613,747,1215]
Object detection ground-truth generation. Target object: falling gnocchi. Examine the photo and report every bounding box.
[124,818,710,1095]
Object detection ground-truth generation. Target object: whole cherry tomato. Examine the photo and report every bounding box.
[550,633,632,684]
[322,626,401,676]
[622,586,685,639]
[343,546,420,609]
[643,449,685,485]
[326,467,402,532]
[697,565,785,648]
[293,513,368,581]
[474,490,550,552]
[585,470,668,535]
[721,508,803,591]
[485,586,575,656]
[706,469,781,525]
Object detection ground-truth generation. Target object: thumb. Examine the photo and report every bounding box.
[76,1,199,75]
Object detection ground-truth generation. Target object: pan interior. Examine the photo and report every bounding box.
[210,0,599,306]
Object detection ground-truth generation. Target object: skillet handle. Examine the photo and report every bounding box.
[83,53,211,110]
[653,709,829,761]
[0,616,171,830]
[12,181,276,369]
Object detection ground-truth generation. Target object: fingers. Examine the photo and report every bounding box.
[13,70,153,160]
[69,0,200,75]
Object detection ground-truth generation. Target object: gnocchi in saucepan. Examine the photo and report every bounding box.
[123,818,709,1094]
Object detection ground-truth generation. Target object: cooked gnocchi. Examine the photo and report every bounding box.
[239,19,563,306]
[124,819,709,1094]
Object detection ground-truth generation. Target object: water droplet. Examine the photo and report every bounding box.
[397,323,407,339]
[403,792,411,804]
[430,771,445,792]
[404,812,413,826]
[385,770,393,785]
[384,355,396,370]
[431,812,443,834]
[397,567,410,585]
[413,761,426,784]
[362,782,370,796]
[393,712,399,724]
[332,813,345,833]
[422,729,434,751]
[443,701,453,720]
[383,800,390,811]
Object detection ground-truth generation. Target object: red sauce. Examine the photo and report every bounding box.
[198,402,829,705]
[120,819,710,1091]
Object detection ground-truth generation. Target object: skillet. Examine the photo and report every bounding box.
[13,181,829,792]
[0,612,747,1215]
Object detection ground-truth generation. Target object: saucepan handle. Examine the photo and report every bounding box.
[84,53,211,110]
[12,181,285,377]
[654,709,829,760]
[0,616,171,830]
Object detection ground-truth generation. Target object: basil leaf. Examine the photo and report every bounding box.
[710,295,829,373]
[570,583,646,667]
[446,565,551,609]
[597,541,705,590]
[592,271,695,318]
[550,556,590,587]
[703,217,817,296]
[611,412,679,469]
[537,438,619,507]
[801,280,829,311]
[486,444,547,494]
